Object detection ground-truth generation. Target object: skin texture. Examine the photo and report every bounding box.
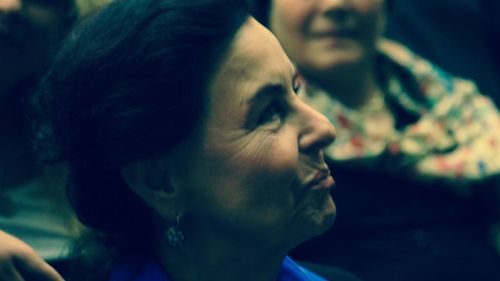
[268,0,385,107]
[124,17,337,281]
[0,230,64,281]
[176,16,336,247]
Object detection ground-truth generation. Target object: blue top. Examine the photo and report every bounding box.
[109,256,327,281]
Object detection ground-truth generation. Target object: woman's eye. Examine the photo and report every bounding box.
[292,72,306,95]
[258,102,281,124]
[292,80,302,94]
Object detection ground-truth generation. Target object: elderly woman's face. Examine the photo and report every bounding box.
[269,0,384,75]
[172,18,337,247]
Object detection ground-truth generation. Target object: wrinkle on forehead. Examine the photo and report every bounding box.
[211,18,296,104]
[204,17,296,134]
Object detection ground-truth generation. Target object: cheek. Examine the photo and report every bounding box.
[183,133,302,239]
[231,136,302,226]
[229,133,300,197]
[201,132,300,212]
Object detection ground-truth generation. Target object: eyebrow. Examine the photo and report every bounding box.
[241,83,286,128]
[246,83,286,108]
[246,67,298,106]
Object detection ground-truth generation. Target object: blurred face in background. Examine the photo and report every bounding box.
[0,0,69,95]
[268,0,384,79]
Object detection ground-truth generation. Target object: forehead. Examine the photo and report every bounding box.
[210,17,295,101]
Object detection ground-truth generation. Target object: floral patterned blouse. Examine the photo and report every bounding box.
[302,39,500,186]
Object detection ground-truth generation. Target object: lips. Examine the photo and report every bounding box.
[310,28,358,39]
[307,168,335,191]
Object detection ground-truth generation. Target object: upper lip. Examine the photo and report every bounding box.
[310,28,358,38]
[306,166,332,187]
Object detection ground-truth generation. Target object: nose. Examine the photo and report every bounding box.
[297,100,336,155]
[320,0,351,23]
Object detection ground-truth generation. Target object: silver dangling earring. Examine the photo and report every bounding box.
[166,215,184,247]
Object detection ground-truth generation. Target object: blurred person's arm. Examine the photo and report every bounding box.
[0,230,64,281]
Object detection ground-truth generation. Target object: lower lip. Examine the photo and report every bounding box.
[311,175,335,191]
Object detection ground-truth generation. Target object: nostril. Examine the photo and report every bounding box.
[324,5,351,23]
[330,9,348,22]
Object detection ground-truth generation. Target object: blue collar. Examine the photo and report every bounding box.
[109,256,327,281]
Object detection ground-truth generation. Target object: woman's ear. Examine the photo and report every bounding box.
[121,157,182,220]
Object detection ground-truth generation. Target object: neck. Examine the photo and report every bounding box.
[304,57,380,109]
[154,221,287,281]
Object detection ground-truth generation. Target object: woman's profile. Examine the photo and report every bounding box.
[33,0,362,280]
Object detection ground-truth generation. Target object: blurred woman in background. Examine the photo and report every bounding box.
[254,0,500,280]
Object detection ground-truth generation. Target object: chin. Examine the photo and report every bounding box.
[314,199,336,234]
[297,196,337,242]
[314,46,367,68]
[329,53,365,68]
